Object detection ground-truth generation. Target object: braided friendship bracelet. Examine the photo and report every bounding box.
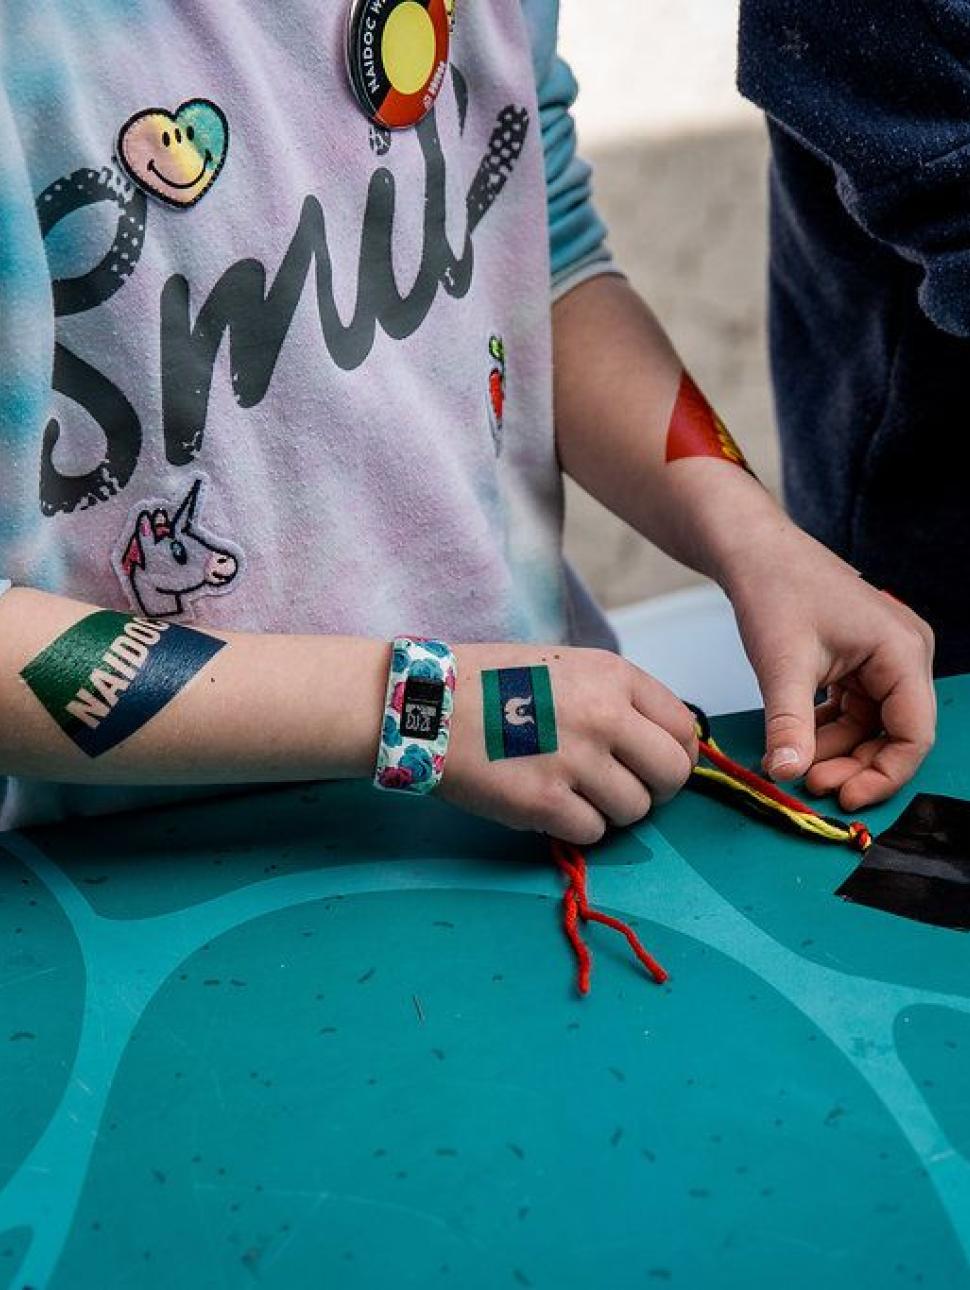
[687,704,872,852]
[553,705,874,998]
[373,636,457,795]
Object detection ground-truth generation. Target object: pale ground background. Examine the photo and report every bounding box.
[557,0,778,608]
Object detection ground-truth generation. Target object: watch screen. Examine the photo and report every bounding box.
[400,677,445,741]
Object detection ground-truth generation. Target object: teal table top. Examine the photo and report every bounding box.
[2,678,970,1289]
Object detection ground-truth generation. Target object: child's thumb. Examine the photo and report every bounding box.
[758,661,817,782]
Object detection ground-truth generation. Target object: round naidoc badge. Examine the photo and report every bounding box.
[346,0,451,130]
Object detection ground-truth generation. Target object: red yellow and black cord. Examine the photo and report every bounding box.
[553,704,872,996]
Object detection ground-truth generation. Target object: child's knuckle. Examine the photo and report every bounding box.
[533,778,571,830]
[615,787,652,828]
[569,817,607,847]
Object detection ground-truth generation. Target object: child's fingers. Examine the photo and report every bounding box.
[534,782,608,847]
[628,669,698,761]
[613,711,694,804]
[574,758,653,830]
[813,716,867,763]
[806,645,935,809]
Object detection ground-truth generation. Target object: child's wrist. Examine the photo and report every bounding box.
[676,480,795,590]
[335,639,394,779]
[713,512,821,597]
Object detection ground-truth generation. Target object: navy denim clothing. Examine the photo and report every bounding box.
[739,1,970,674]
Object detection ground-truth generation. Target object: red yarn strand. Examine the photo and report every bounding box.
[552,839,668,995]
[583,910,669,985]
[698,739,815,815]
[562,885,592,995]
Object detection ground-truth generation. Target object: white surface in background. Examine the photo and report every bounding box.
[558,0,759,147]
[610,585,762,717]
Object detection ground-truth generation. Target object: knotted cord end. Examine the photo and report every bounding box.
[848,821,873,852]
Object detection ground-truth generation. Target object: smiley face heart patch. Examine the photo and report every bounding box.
[117,99,228,208]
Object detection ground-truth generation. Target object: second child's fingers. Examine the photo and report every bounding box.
[813,689,881,763]
[757,647,820,781]
[847,649,937,803]
[838,722,935,811]
[808,699,934,811]
[814,695,843,728]
[805,737,882,797]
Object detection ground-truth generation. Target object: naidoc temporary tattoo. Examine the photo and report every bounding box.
[487,334,506,454]
[665,371,752,473]
[375,638,457,794]
[117,99,228,208]
[21,613,224,757]
[112,477,241,619]
[481,666,558,761]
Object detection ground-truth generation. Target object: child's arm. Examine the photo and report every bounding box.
[0,587,391,784]
[0,586,697,845]
[553,274,936,810]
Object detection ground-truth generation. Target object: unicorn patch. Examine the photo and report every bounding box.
[112,478,242,618]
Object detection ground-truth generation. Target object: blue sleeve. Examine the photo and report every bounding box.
[521,0,620,297]
[739,0,970,337]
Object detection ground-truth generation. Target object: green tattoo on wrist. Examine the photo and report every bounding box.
[481,665,558,761]
[21,611,225,757]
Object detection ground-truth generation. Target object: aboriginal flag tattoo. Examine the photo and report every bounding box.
[665,371,753,474]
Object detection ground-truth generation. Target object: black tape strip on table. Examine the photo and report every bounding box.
[837,793,970,930]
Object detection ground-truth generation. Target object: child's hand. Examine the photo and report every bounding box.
[723,522,936,811]
[439,645,698,845]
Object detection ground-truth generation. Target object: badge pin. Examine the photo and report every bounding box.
[347,0,451,130]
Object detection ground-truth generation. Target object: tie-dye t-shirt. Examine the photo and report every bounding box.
[0,0,618,828]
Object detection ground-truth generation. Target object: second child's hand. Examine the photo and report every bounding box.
[721,522,936,811]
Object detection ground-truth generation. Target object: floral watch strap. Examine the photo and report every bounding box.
[374,637,457,795]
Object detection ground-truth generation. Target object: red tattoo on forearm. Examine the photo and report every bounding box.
[665,371,753,474]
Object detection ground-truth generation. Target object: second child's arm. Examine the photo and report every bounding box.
[552,275,936,810]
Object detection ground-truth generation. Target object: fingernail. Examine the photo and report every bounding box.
[767,747,800,775]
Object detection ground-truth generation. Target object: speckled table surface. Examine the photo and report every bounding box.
[2,679,969,1289]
